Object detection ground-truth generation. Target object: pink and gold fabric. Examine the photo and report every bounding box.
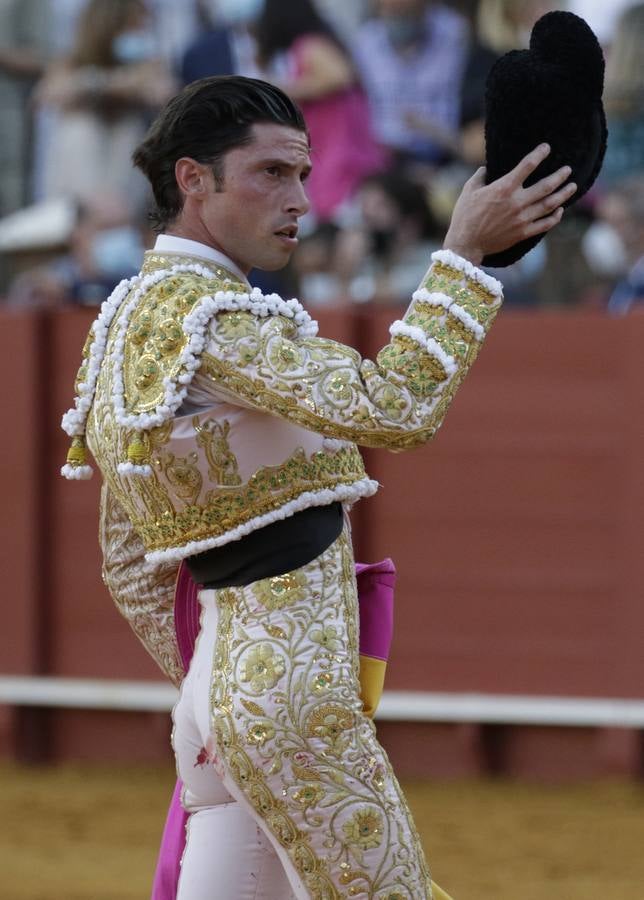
[153,556,397,898]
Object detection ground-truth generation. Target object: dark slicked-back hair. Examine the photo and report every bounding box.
[133,75,308,230]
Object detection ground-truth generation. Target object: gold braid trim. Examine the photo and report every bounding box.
[198,261,502,452]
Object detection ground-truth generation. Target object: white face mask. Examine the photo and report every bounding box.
[582,221,628,277]
[91,226,144,278]
[112,29,159,65]
[207,0,265,26]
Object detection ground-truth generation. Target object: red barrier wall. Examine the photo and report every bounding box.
[359,309,644,699]
[0,312,42,676]
[46,310,158,681]
[1,305,643,776]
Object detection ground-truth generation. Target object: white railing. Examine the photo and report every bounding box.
[1,675,644,728]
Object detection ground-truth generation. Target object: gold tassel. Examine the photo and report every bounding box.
[61,435,93,479]
[126,433,150,466]
[66,435,87,466]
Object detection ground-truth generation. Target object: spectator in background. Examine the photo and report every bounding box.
[315,0,371,41]
[36,0,175,215]
[6,193,147,308]
[601,4,644,186]
[476,0,556,52]
[147,0,202,70]
[40,0,91,55]
[255,0,386,223]
[588,177,644,314]
[0,0,52,216]
[334,169,441,302]
[294,168,440,305]
[352,0,468,166]
[455,1,499,167]
[180,0,262,84]
[394,0,499,167]
[30,0,92,205]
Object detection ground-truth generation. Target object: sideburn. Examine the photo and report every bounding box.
[211,159,225,193]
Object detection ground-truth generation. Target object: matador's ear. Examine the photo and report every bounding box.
[483,10,607,268]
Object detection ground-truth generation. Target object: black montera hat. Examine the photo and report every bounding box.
[483,10,607,268]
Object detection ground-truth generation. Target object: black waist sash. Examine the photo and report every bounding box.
[185,502,343,589]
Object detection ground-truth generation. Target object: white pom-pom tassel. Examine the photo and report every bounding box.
[117,462,153,478]
[61,463,93,480]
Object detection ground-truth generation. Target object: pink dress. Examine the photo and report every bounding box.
[290,35,387,221]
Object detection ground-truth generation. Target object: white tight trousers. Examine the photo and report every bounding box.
[177,804,297,899]
[171,529,432,899]
[173,604,299,899]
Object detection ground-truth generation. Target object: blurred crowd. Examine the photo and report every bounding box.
[1,0,644,311]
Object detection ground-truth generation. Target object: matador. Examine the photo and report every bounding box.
[61,76,576,899]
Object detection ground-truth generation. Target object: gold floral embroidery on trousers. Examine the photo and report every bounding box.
[207,528,433,899]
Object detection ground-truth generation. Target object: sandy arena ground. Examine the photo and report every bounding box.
[1,763,643,899]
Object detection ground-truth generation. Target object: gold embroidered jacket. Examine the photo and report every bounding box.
[64,247,502,681]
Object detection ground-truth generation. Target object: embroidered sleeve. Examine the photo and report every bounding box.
[200,250,503,450]
[99,481,184,687]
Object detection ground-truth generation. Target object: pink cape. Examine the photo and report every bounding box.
[151,558,395,899]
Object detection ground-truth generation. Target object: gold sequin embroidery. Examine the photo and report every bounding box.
[207,529,433,898]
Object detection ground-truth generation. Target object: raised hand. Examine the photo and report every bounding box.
[443,144,577,266]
